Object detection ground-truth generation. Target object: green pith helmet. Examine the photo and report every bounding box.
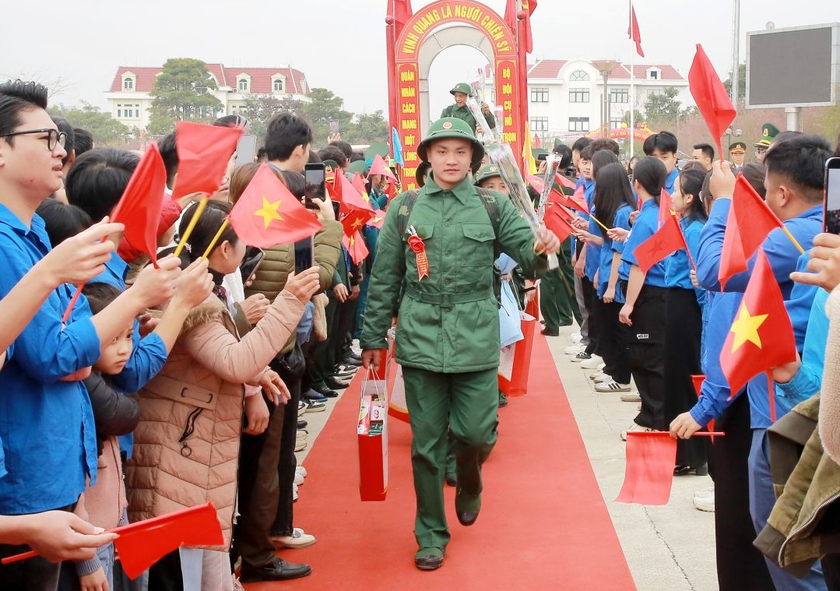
[417,117,485,170]
[346,160,368,175]
[450,82,473,97]
[756,123,780,147]
[365,141,389,159]
[729,141,747,154]
[474,164,503,186]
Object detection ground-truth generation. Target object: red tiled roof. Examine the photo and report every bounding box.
[528,60,568,78]
[108,63,308,94]
[526,59,684,81]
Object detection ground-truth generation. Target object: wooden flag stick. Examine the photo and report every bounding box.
[174,197,209,258]
[781,226,806,255]
[201,218,229,260]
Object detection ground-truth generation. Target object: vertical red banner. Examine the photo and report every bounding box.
[397,62,421,190]
[495,58,522,170]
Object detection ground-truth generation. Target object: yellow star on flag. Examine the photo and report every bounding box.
[373,217,383,224]
[253,196,283,229]
[730,302,768,352]
[351,216,366,231]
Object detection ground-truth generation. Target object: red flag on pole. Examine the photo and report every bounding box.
[718,174,784,288]
[615,433,677,505]
[720,248,797,397]
[688,44,737,159]
[367,209,386,229]
[331,171,375,236]
[110,143,167,266]
[171,122,242,201]
[544,207,575,243]
[568,184,590,215]
[390,0,413,38]
[628,3,645,58]
[507,0,538,53]
[658,188,674,228]
[634,212,687,273]
[228,163,322,248]
[343,231,370,265]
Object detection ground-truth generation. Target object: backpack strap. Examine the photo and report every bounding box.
[396,190,420,237]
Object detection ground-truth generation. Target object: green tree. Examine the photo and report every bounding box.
[299,88,353,144]
[644,87,682,121]
[49,102,133,145]
[723,63,747,102]
[621,109,646,126]
[342,110,389,146]
[148,58,223,135]
[239,94,304,142]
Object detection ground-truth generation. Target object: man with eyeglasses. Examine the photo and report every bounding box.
[754,123,779,164]
[0,80,181,591]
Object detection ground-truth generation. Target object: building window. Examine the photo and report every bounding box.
[134,104,140,118]
[530,87,549,103]
[648,69,660,80]
[123,78,134,90]
[610,118,623,129]
[569,117,590,132]
[238,79,248,91]
[610,88,629,103]
[273,79,284,92]
[530,117,549,132]
[124,107,132,118]
[569,88,590,103]
[116,104,122,118]
[570,70,589,82]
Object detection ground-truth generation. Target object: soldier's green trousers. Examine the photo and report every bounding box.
[540,246,581,331]
[402,366,499,550]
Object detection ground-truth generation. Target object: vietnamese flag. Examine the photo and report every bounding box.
[171,122,242,201]
[658,188,674,228]
[505,0,538,53]
[568,184,590,216]
[688,44,736,159]
[367,209,386,229]
[555,172,577,192]
[229,163,322,248]
[544,208,575,243]
[720,248,797,398]
[351,173,371,205]
[343,231,369,266]
[332,171,374,236]
[615,433,677,505]
[390,0,413,38]
[719,174,784,288]
[634,212,687,273]
[111,143,167,266]
[628,3,645,58]
[368,154,397,182]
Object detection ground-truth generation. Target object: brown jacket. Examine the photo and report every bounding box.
[126,290,305,549]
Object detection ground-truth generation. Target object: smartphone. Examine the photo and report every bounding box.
[329,120,339,136]
[304,162,326,209]
[825,157,840,234]
[537,153,548,162]
[239,247,265,283]
[235,135,258,168]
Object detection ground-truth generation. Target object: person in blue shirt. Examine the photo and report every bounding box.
[0,80,185,589]
[580,162,636,393]
[618,157,669,437]
[663,167,709,474]
[643,131,680,195]
[672,136,833,591]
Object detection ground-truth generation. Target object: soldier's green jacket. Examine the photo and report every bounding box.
[438,104,496,134]
[360,176,547,373]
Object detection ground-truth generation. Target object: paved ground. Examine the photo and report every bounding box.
[298,329,718,591]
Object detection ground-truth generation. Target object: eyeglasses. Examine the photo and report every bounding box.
[0,128,67,151]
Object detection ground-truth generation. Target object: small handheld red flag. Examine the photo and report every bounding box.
[111,143,167,267]
[628,3,645,58]
[171,122,242,201]
[343,231,370,266]
[720,248,797,397]
[658,188,674,228]
[634,213,687,273]
[616,432,676,505]
[368,154,397,182]
[719,174,784,288]
[367,209,386,229]
[228,163,322,248]
[688,44,736,159]
[568,184,590,216]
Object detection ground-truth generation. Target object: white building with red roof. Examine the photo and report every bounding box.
[105,63,310,129]
[481,59,691,142]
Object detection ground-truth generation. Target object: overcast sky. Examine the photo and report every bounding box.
[3,0,839,118]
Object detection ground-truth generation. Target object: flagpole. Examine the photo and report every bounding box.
[174,197,209,258]
[201,218,230,260]
[628,0,635,160]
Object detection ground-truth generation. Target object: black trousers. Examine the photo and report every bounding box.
[621,283,667,430]
[597,299,631,384]
[271,374,303,538]
[333,298,358,368]
[713,392,775,591]
[580,276,600,356]
[664,288,707,467]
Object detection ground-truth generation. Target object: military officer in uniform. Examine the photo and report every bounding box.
[754,123,779,164]
[360,118,559,571]
[439,82,495,135]
[729,141,747,169]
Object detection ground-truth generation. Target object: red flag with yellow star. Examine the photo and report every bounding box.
[228,163,322,248]
[367,209,386,229]
[720,248,796,396]
[330,171,374,237]
[658,188,674,228]
[343,231,369,265]
[634,212,688,273]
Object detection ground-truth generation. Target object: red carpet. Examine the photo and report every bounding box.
[246,334,636,590]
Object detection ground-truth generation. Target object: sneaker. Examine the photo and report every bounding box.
[620,392,641,402]
[295,438,307,452]
[589,371,609,381]
[296,465,308,478]
[298,400,306,413]
[570,332,583,343]
[304,399,326,413]
[694,489,715,512]
[293,483,299,501]
[302,388,328,403]
[694,485,714,499]
[580,356,603,370]
[595,373,614,384]
[595,380,631,393]
[565,344,584,356]
[571,351,592,363]
[620,423,656,441]
[294,471,305,486]
[272,527,317,549]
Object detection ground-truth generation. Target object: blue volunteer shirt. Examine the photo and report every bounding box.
[0,205,101,513]
[94,251,168,458]
[584,198,602,282]
[598,204,633,302]
[665,217,706,308]
[619,199,667,287]
[665,168,679,195]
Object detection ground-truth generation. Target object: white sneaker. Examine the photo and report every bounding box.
[620,392,641,402]
[570,332,583,343]
[580,356,603,370]
[595,373,614,384]
[272,527,317,549]
[565,344,584,356]
[294,472,305,486]
[694,489,715,512]
[293,483,299,501]
[694,485,714,499]
[620,423,655,441]
[595,380,631,393]
[296,465,307,478]
[589,371,609,381]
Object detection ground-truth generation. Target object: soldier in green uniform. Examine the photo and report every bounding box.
[360,118,560,571]
[439,82,496,135]
[754,123,779,164]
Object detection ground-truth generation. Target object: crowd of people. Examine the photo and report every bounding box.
[4,70,840,591]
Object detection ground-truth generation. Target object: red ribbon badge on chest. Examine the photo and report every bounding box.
[407,225,430,280]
